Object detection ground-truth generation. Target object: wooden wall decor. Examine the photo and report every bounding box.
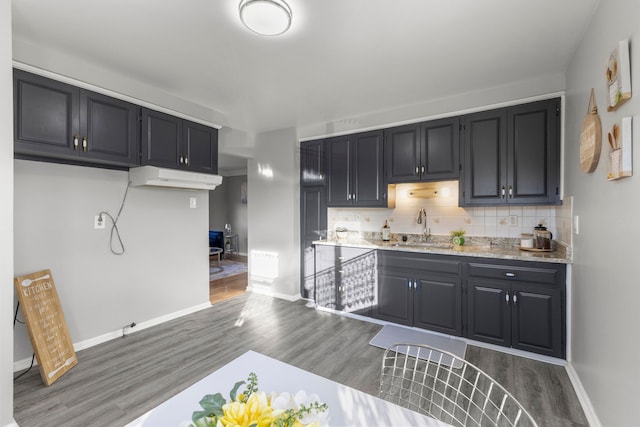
[606,39,632,112]
[14,269,77,385]
[580,89,602,173]
[607,116,633,180]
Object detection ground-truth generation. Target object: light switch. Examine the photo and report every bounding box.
[189,197,197,209]
[574,215,579,235]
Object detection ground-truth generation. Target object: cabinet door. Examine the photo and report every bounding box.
[326,135,352,207]
[182,120,218,173]
[300,139,325,186]
[461,109,508,206]
[512,284,563,358]
[414,274,462,336]
[353,130,385,207]
[14,69,80,157]
[420,117,460,180]
[385,124,421,183]
[466,278,510,347]
[140,108,181,168]
[507,99,560,205]
[301,187,327,299]
[80,90,139,166]
[374,269,413,326]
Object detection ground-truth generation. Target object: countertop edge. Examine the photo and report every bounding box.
[312,239,572,264]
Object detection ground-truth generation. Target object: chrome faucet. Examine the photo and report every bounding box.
[416,208,429,241]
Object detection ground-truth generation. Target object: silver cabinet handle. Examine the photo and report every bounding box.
[513,294,518,304]
[505,293,510,304]
[179,156,184,164]
[421,165,425,174]
[501,185,506,198]
[73,136,79,150]
[407,280,412,289]
[82,137,87,152]
[509,185,513,198]
[184,157,189,165]
[505,272,516,278]
[415,166,419,175]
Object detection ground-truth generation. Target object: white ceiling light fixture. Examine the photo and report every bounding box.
[239,0,292,36]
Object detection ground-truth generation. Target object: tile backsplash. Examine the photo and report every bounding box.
[328,182,572,246]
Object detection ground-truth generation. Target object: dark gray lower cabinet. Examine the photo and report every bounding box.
[374,251,462,336]
[466,260,565,358]
[300,186,327,299]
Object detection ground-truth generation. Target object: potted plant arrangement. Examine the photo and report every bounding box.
[451,229,466,247]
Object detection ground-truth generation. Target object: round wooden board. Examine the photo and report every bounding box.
[580,109,602,173]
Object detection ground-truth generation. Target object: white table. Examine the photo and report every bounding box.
[125,350,450,427]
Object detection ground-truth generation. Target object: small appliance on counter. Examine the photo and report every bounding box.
[520,224,553,251]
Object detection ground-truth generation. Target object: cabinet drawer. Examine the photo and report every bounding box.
[379,251,462,276]
[468,262,561,285]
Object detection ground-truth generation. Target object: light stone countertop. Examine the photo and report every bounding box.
[313,237,572,264]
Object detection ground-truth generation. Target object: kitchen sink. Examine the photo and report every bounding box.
[392,242,453,249]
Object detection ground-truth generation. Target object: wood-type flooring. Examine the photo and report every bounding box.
[209,255,247,304]
[13,293,587,426]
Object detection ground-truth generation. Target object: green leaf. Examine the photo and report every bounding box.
[196,393,226,418]
[230,380,245,401]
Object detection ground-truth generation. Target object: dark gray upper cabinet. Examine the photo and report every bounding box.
[141,108,218,174]
[80,90,139,165]
[300,139,325,186]
[14,69,139,167]
[461,98,560,206]
[327,130,386,207]
[385,117,460,183]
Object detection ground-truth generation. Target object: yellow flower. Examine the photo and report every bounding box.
[219,392,274,427]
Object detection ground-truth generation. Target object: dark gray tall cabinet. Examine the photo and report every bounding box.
[300,139,327,299]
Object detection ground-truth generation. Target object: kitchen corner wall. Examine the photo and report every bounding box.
[13,160,210,362]
[564,0,640,424]
[328,182,572,244]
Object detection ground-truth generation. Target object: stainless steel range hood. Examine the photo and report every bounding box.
[129,166,223,190]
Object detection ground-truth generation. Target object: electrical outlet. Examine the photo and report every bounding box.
[189,197,197,209]
[509,215,518,226]
[94,215,105,229]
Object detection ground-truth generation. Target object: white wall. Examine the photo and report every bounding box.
[1,0,15,424]
[298,74,566,140]
[564,1,640,424]
[247,128,300,299]
[13,161,210,361]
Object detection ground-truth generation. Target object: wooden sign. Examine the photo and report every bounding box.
[14,269,77,385]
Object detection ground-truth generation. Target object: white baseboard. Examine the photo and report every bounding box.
[565,362,602,427]
[2,419,19,427]
[13,301,212,372]
[246,286,300,302]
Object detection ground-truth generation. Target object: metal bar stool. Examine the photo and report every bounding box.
[380,343,538,427]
